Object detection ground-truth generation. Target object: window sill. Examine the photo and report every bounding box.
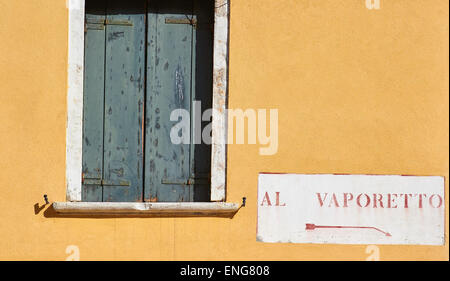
[52,202,241,217]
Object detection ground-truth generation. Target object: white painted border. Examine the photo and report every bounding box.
[210,0,228,201]
[65,0,228,202]
[66,0,85,201]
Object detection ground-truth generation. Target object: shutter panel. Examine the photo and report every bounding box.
[82,0,213,202]
[82,0,107,202]
[144,0,213,202]
[83,0,145,202]
[102,0,146,202]
[145,0,193,202]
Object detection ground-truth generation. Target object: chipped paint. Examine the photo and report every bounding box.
[66,0,85,202]
[257,174,445,245]
[210,0,229,202]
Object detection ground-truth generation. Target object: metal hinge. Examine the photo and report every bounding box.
[161,177,210,185]
[165,17,197,28]
[164,18,213,31]
[83,178,130,186]
[85,18,133,31]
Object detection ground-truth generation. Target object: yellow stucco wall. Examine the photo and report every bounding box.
[0,0,448,260]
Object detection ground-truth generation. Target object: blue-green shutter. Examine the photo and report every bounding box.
[144,0,213,202]
[82,0,213,202]
[83,0,146,202]
[82,0,107,202]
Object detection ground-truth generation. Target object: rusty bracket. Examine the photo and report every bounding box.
[165,17,197,27]
[83,178,130,186]
[85,19,133,31]
[161,177,210,185]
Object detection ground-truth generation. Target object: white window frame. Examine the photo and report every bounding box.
[65,0,228,203]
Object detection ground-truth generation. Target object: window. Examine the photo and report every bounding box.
[81,0,214,202]
[66,0,228,205]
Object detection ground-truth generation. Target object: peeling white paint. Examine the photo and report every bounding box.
[66,0,85,201]
[257,174,445,245]
[210,0,229,201]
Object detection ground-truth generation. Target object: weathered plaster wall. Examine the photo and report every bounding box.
[0,0,448,260]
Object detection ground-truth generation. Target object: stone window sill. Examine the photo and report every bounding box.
[52,202,241,217]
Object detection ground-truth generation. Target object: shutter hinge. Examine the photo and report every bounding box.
[165,17,197,28]
[85,19,133,31]
[161,177,210,185]
[83,178,130,186]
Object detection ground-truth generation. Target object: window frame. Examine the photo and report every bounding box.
[65,0,229,202]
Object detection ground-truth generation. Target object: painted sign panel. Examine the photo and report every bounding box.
[257,174,445,245]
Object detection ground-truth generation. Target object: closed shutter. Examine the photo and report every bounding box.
[82,0,107,202]
[82,0,145,202]
[82,0,213,202]
[144,0,213,202]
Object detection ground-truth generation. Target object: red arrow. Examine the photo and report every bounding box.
[305,223,391,237]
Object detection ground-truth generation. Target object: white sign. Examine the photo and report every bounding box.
[257,174,445,245]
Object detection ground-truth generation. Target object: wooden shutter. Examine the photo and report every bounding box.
[82,0,107,202]
[144,0,213,202]
[82,0,213,202]
[82,0,146,202]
